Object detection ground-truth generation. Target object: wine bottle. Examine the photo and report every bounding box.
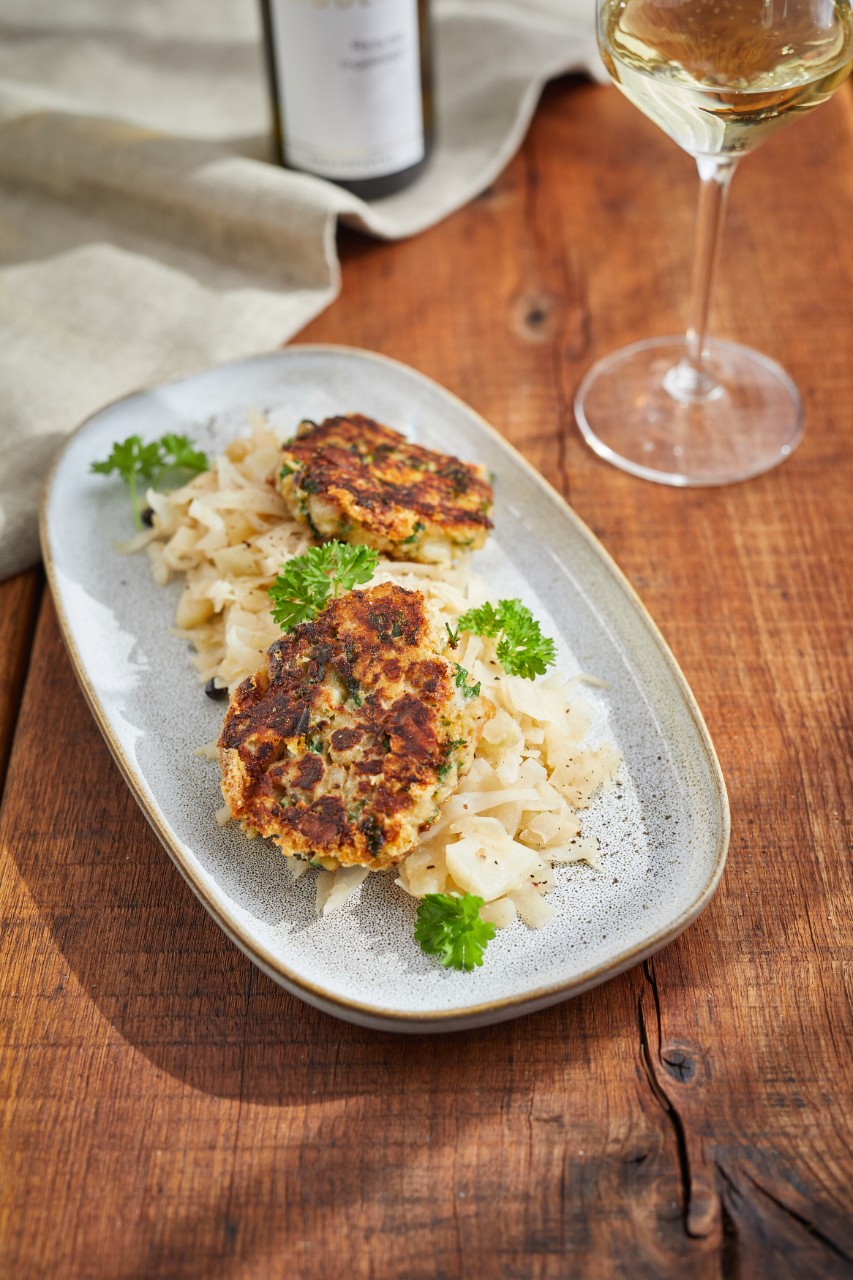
[260,0,434,199]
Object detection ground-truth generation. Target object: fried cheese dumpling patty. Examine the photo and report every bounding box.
[276,414,493,563]
[218,582,494,871]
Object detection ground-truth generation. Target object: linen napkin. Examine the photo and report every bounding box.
[0,0,601,581]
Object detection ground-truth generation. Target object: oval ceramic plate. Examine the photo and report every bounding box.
[41,346,729,1032]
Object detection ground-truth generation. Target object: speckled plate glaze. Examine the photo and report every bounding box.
[41,346,729,1032]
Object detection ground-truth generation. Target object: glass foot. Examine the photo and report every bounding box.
[574,337,803,487]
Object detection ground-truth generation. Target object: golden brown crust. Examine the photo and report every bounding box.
[276,414,493,561]
[218,582,493,870]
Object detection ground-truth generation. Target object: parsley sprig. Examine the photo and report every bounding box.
[414,892,496,971]
[268,541,380,630]
[454,599,556,680]
[91,433,208,528]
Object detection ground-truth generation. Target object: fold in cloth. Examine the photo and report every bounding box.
[0,0,600,581]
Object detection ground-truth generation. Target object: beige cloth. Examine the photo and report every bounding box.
[0,0,600,580]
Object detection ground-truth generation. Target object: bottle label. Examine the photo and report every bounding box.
[268,0,425,182]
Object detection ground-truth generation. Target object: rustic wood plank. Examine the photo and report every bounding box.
[0,598,711,1280]
[1,78,852,1280]
[0,567,42,798]
[536,77,853,1278]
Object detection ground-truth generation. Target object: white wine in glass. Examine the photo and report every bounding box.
[574,0,853,485]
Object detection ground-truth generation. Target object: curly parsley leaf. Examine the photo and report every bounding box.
[91,432,208,528]
[157,433,209,479]
[332,543,381,593]
[455,598,556,680]
[268,541,379,631]
[456,600,502,639]
[414,892,496,971]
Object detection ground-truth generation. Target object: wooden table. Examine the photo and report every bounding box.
[2,78,851,1279]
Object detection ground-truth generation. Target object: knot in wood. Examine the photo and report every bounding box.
[510,291,559,344]
[661,1046,696,1083]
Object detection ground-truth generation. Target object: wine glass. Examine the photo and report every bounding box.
[574,0,853,486]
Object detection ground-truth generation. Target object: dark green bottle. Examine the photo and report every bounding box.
[260,0,434,199]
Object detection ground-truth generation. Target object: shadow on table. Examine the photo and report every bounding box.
[20,815,645,1105]
[5,586,734,1115]
[7,723,650,1107]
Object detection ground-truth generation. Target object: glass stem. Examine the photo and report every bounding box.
[666,154,739,401]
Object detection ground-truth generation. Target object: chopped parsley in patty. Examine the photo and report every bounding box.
[276,414,494,563]
[218,583,493,870]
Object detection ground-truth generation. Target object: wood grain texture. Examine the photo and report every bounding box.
[1,80,852,1279]
[0,568,42,794]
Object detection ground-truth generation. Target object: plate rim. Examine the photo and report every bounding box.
[39,342,731,1032]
